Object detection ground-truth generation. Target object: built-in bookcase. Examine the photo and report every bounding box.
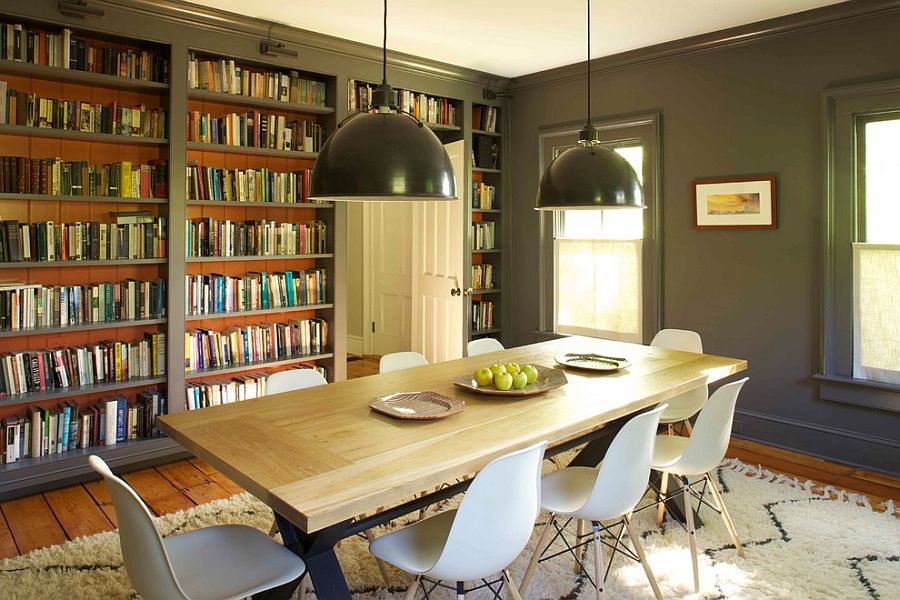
[469,102,502,342]
[347,78,462,132]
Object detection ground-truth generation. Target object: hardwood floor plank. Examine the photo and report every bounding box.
[189,456,245,495]
[0,510,18,559]
[44,485,114,540]
[84,479,117,527]
[156,461,234,505]
[188,456,216,475]
[1,495,66,554]
[122,469,194,516]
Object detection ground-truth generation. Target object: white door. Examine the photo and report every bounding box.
[411,140,466,362]
[364,201,414,356]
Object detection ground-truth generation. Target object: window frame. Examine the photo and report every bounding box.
[537,112,662,342]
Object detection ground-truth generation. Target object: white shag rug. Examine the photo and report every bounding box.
[1,459,897,599]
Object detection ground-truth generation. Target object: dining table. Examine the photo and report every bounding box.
[158,335,747,599]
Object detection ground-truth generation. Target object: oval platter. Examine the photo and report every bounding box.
[452,365,568,396]
[554,352,632,372]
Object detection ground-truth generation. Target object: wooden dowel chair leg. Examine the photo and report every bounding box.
[657,470,669,527]
[576,518,587,571]
[591,521,606,600]
[364,528,393,585]
[550,456,565,470]
[403,575,421,600]
[683,419,693,435]
[504,569,524,600]
[520,514,555,595]
[624,516,662,600]
[267,520,279,538]
[683,477,700,593]
[705,472,745,558]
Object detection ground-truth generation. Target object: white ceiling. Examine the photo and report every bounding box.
[184,0,847,78]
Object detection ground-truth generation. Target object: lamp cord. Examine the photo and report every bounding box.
[382,0,388,85]
[586,0,591,127]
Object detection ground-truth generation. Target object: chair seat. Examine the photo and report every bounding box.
[659,404,701,424]
[164,524,306,600]
[651,434,692,473]
[540,466,600,517]
[369,509,456,575]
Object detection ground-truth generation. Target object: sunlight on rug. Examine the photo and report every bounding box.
[1,459,897,599]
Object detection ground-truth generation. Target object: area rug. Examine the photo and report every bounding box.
[1,459,897,599]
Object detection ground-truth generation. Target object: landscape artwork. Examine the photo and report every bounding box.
[706,193,761,215]
[693,176,776,229]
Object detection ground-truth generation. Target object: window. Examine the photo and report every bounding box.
[538,115,660,342]
[820,80,900,410]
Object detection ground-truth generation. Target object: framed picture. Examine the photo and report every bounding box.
[692,175,777,230]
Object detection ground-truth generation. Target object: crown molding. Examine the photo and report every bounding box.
[88,0,511,89]
[511,0,900,91]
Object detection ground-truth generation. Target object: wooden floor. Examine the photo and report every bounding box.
[1,355,896,559]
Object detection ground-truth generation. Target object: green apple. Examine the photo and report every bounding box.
[489,363,507,378]
[473,367,493,387]
[521,364,539,384]
[493,371,514,391]
[504,362,521,375]
[512,371,528,389]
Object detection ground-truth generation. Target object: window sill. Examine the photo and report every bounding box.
[814,373,900,413]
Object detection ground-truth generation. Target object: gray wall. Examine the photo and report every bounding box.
[507,11,900,475]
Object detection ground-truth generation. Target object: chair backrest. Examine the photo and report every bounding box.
[671,377,749,475]
[265,368,327,395]
[581,405,667,520]
[466,338,505,357]
[427,441,547,581]
[651,329,708,420]
[379,351,428,374]
[89,456,188,600]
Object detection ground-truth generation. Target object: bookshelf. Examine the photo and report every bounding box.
[347,78,462,132]
[469,102,503,342]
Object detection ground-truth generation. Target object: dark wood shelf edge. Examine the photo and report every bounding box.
[186,141,317,159]
[187,89,333,114]
[0,124,167,144]
[184,352,334,380]
[185,304,333,321]
[0,317,167,338]
[0,376,167,409]
[0,59,169,91]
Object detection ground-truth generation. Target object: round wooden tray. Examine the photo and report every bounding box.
[452,365,568,396]
[369,391,464,420]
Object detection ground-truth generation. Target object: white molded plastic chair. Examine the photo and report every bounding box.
[466,337,504,357]
[653,377,749,592]
[266,368,327,395]
[369,440,548,599]
[89,455,305,600]
[379,351,428,373]
[651,329,708,432]
[521,406,667,600]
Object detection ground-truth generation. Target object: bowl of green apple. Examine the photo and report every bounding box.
[452,362,568,396]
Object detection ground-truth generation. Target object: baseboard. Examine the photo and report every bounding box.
[733,408,899,477]
[347,335,364,356]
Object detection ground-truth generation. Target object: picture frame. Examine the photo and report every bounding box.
[692,175,777,230]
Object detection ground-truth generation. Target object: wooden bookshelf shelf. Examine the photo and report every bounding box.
[186,253,333,263]
[0,124,168,145]
[471,327,501,336]
[0,59,169,91]
[472,167,502,174]
[0,436,179,476]
[427,122,461,132]
[0,193,167,204]
[186,200,332,209]
[0,317,167,338]
[472,208,501,214]
[186,141,317,159]
[0,375,167,409]
[185,304,333,321]
[471,288,501,295]
[188,89,333,114]
[0,259,167,268]
[472,248,501,254]
[184,352,334,380]
[472,128,501,137]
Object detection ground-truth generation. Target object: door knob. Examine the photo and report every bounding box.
[463,288,474,296]
[451,287,461,296]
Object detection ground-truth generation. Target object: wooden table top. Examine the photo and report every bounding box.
[159,336,747,533]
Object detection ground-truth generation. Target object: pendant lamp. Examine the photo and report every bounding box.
[535,0,644,210]
[308,0,456,201]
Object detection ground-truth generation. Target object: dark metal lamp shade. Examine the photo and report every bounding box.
[535,141,645,210]
[309,111,457,201]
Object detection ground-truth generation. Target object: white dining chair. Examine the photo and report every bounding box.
[369,440,548,600]
[653,377,749,592]
[520,406,667,600]
[89,455,305,600]
[266,368,327,395]
[651,329,708,436]
[466,337,504,356]
[379,351,429,373]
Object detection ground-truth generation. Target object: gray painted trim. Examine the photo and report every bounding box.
[735,407,899,449]
[512,0,900,90]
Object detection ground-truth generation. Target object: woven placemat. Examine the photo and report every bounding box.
[369,391,464,420]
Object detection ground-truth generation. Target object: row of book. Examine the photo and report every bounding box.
[1,390,166,464]
[472,182,497,210]
[187,110,322,153]
[0,332,166,397]
[0,22,168,82]
[473,105,499,132]
[472,300,495,331]
[472,263,496,290]
[348,79,458,126]
[0,218,167,262]
[0,85,167,138]
[188,54,326,107]
[185,218,327,258]
[186,163,312,204]
[184,366,325,410]
[185,269,327,316]
[0,156,168,198]
[0,278,166,331]
[184,318,328,371]
[473,222,497,250]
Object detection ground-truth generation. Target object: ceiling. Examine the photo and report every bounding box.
[183,0,847,78]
